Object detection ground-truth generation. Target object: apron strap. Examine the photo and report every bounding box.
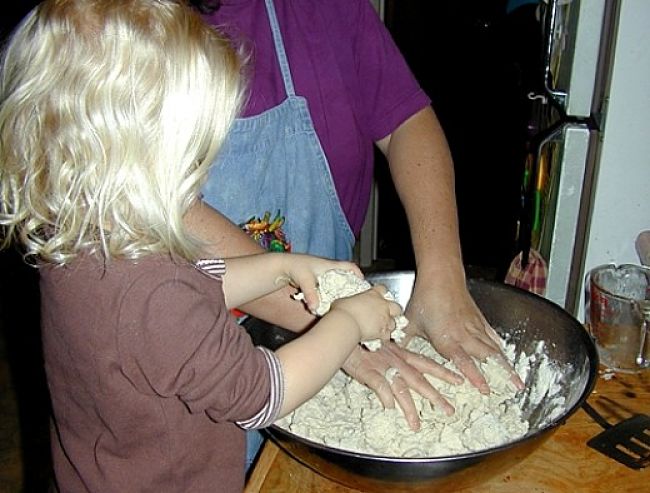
[264,0,296,97]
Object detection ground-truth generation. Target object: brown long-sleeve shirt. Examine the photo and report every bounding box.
[40,254,279,492]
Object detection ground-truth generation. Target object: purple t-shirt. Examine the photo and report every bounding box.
[204,0,430,234]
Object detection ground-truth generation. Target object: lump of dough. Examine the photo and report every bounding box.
[300,269,408,351]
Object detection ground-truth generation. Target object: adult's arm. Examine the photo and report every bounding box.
[376,106,523,392]
[184,201,316,331]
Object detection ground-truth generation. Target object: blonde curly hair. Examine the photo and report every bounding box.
[0,0,243,265]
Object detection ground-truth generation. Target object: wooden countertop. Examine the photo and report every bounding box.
[246,369,649,493]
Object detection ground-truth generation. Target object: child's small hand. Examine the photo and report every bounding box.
[280,254,361,313]
[328,285,403,343]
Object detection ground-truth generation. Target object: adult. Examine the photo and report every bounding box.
[185,0,522,466]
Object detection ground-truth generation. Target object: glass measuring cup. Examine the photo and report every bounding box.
[586,264,650,373]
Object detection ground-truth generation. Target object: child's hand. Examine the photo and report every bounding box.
[221,252,361,311]
[328,285,403,343]
[280,254,362,313]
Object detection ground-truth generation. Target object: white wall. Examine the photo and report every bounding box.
[578,0,650,319]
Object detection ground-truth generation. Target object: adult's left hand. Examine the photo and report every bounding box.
[342,342,462,431]
[404,277,524,394]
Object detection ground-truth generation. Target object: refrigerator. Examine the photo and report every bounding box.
[520,0,650,319]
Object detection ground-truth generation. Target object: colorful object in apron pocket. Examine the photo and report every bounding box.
[241,210,292,253]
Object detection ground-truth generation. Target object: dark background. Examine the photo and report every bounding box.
[1,3,53,492]
[376,0,543,280]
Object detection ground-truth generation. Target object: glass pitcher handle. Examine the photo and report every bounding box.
[637,301,650,368]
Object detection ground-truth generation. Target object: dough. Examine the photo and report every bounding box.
[276,336,567,457]
[302,269,407,350]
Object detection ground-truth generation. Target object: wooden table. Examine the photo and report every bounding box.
[246,369,649,493]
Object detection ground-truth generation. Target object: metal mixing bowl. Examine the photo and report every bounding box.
[243,271,598,492]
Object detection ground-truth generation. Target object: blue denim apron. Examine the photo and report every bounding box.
[201,0,354,261]
[201,0,355,471]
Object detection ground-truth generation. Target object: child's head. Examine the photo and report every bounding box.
[0,0,243,264]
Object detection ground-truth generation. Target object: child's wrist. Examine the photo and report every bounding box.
[323,309,362,342]
[270,252,292,287]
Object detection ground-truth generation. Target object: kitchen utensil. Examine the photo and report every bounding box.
[244,272,599,493]
[583,401,650,469]
[587,264,650,372]
[636,231,650,267]
[637,300,650,366]
[636,235,650,366]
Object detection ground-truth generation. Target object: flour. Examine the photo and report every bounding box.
[299,269,408,350]
[276,335,567,457]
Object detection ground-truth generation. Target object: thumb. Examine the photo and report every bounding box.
[302,285,321,313]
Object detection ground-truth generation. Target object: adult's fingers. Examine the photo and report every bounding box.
[359,368,395,410]
[486,346,525,390]
[388,375,420,431]
[447,349,490,394]
[387,344,463,386]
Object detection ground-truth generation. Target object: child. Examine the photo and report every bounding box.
[0,1,402,491]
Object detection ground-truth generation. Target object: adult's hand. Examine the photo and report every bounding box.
[342,341,462,431]
[377,107,523,394]
[404,277,524,395]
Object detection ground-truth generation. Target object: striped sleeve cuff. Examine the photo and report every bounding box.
[236,347,284,430]
[195,258,226,280]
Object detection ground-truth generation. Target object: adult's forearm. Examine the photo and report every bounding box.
[380,106,466,284]
[380,109,523,392]
[184,201,316,332]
